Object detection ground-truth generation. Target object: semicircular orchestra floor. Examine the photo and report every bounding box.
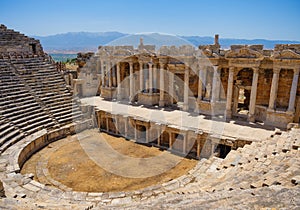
[21,129,197,192]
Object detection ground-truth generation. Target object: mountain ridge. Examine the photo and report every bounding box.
[33,32,300,53]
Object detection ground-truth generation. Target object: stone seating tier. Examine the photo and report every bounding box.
[0,56,84,154]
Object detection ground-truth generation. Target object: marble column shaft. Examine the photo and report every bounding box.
[129,62,134,101]
[116,62,121,99]
[248,68,259,121]
[101,60,105,87]
[198,68,203,100]
[211,66,220,102]
[139,62,143,92]
[149,63,153,94]
[226,67,235,117]
[159,63,165,106]
[268,68,280,110]
[183,66,189,111]
[287,68,300,112]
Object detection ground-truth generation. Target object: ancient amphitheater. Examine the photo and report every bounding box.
[0,24,299,209]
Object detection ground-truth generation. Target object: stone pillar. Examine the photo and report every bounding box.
[287,67,300,113]
[116,62,121,100]
[112,64,117,87]
[226,67,234,118]
[183,66,189,111]
[211,66,220,103]
[248,68,259,122]
[146,126,149,143]
[106,117,109,133]
[124,118,128,138]
[183,132,187,154]
[159,63,165,106]
[153,64,157,90]
[169,71,174,104]
[129,62,134,102]
[157,127,161,146]
[196,139,201,159]
[96,58,100,74]
[197,68,203,101]
[149,63,153,94]
[134,123,137,140]
[268,67,280,110]
[139,62,143,92]
[202,67,207,92]
[169,132,173,150]
[107,62,112,88]
[101,60,105,87]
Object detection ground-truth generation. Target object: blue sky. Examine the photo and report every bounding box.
[1,0,299,41]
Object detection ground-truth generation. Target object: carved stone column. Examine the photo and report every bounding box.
[101,60,105,87]
[139,62,143,92]
[183,132,188,154]
[157,127,161,146]
[202,67,207,94]
[197,68,203,101]
[96,57,100,74]
[129,62,134,102]
[226,67,235,118]
[116,62,121,100]
[112,64,116,87]
[153,64,157,90]
[248,67,259,122]
[169,132,173,150]
[268,67,280,110]
[124,118,128,138]
[107,62,112,88]
[183,66,189,111]
[149,63,153,94]
[159,62,165,106]
[169,70,174,104]
[287,67,300,113]
[211,66,220,103]
[196,139,201,159]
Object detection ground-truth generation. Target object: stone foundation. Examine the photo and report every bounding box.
[96,110,251,160]
[138,93,160,106]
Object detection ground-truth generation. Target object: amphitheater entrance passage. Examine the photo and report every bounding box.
[172,133,184,153]
[29,43,37,54]
[216,144,231,159]
[160,131,170,148]
[137,124,147,142]
[233,68,253,118]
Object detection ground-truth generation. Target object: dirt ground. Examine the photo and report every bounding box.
[21,129,197,192]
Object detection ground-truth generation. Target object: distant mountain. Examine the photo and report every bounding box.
[34,32,127,53]
[33,32,300,53]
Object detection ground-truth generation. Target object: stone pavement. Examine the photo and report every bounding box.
[81,96,276,142]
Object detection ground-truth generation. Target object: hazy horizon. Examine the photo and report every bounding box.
[1,0,299,41]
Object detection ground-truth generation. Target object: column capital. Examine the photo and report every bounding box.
[293,67,300,75]
[252,67,259,73]
[212,65,221,71]
[159,62,165,68]
[273,67,281,74]
[229,66,235,73]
